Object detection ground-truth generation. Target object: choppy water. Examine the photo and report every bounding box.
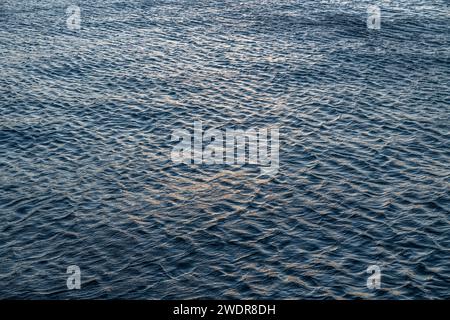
[0,0,449,299]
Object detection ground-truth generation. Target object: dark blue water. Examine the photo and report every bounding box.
[0,0,449,299]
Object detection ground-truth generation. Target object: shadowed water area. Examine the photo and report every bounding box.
[0,0,449,299]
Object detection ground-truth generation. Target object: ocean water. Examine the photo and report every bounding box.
[0,0,449,299]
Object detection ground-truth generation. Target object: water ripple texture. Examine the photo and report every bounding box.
[0,0,449,299]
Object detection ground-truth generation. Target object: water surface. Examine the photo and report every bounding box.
[0,0,449,299]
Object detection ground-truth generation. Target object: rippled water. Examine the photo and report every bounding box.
[0,0,449,299]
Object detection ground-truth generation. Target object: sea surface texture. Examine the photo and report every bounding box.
[0,0,449,299]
